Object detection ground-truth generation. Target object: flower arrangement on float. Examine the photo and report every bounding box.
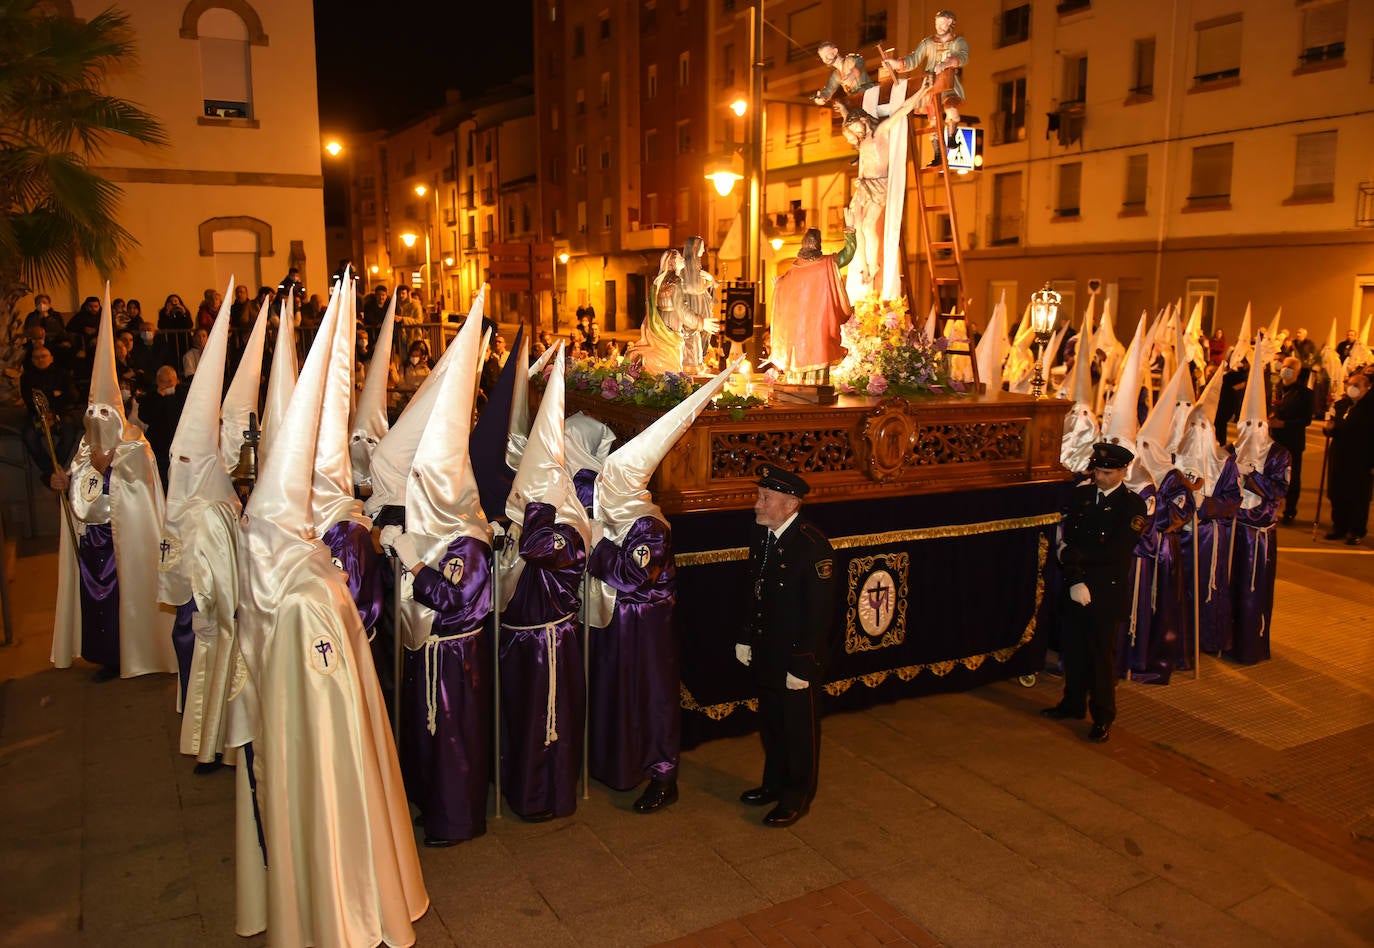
[562,354,766,417]
[832,296,964,397]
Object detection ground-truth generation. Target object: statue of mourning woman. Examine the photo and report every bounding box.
[628,238,719,375]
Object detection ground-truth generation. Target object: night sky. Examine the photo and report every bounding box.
[313,2,534,133]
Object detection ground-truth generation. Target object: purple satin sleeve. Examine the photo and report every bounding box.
[520,502,587,572]
[588,517,675,604]
[504,502,585,626]
[1156,472,1195,534]
[1131,485,1160,557]
[573,469,597,513]
[1199,459,1242,521]
[323,521,384,633]
[412,535,493,635]
[1237,446,1291,527]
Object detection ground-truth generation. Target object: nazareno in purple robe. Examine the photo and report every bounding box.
[1117,483,1158,680]
[400,534,493,842]
[500,501,586,819]
[1142,470,1196,683]
[587,516,679,791]
[1228,443,1290,665]
[78,468,120,670]
[1182,455,1241,655]
[324,520,385,638]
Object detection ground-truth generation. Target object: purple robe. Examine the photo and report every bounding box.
[172,600,197,704]
[1182,457,1241,654]
[500,502,586,819]
[1142,471,1196,683]
[78,469,119,670]
[324,520,385,636]
[400,535,493,842]
[587,517,679,791]
[1117,484,1158,679]
[1228,444,1290,664]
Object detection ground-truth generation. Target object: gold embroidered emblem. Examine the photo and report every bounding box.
[815,559,833,579]
[845,553,908,653]
[1129,515,1146,532]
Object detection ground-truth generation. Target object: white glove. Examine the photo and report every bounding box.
[786,672,809,690]
[735,643,752,666]
[378,525,402,552]
[390,532,419,571]
[1069,582,1091,606]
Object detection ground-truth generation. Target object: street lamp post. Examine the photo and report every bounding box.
[555,252,569,332]
[1028,282,1062,398]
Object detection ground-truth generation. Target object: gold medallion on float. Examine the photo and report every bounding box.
[845,552,908,654]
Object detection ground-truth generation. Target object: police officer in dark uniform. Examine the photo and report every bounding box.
[735,465,837,827]
[1042,442,1147,743]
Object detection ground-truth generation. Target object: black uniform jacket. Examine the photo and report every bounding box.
[1059,482,1148,621]
[739,516,838,687]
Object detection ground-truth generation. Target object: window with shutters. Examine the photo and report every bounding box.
[998,2,1030,47]
[198,8,253,120]
[598,10,611,40]
[602,197,613,231]
[679,51,690,87]
[1298,1,1346,67]
[991,71,1026,145]
[1054,162,1082,218]
[1289,130,1337,202]
[1185,279,1219,335]
[1131,37,1156,96]
[573,24,585,57]
[1193,16,1241,86]
[1122,154,1148,213]
[676,119,691,155]
[1187,142,1233,207]
[576,88,586,115]
[575,144,586,171]
[577,201,587,233]
[647,64,658,99]
[600,72,611,108]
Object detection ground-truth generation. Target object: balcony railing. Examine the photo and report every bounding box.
[1298,42,1344,66]
[1193,67,1240,84]
[481,187,496,204]
[443,208,458,226]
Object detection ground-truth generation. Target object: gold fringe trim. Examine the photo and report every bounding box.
[679,535,1051,716]
[674,513,1062,567]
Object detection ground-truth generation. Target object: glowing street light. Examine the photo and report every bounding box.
[399,232,418,248]
[324,139,343,157]
[414,184,427,198]
[770,237,784,251]
[558,252,570,264]
[444,255,455,267]
[730,97,748,117]
[370,265,379,274]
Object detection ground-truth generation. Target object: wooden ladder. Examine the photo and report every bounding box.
[906,116,980,388]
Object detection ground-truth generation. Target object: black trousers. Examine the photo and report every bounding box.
[1059,599,1117,727]
[1329,466,1372,539]
[1282,447,1304,519]
[757,683,821,810]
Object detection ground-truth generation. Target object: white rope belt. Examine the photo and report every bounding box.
[423,625,482,736]
[1207,526,1219,602]
[504,612,575,747]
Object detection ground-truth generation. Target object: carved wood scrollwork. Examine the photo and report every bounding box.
[857,397,916,482]
[711,428,854,477]
[910,420,1025,466]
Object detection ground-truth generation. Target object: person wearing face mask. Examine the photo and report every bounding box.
[1268,356,1313,524]
[127,318,175,393]
[1322,371,1374,545]
[50,287,176,682]
[395,339,431,406]
[139,365,187,489]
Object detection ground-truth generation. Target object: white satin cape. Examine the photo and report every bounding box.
[51,438,177,677]
[249,549,427,947]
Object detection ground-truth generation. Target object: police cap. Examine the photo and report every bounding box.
[757,464,811,498]
[1087,442,1134,470]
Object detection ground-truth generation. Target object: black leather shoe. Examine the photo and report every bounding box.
[1088,722,1111,743]
[91,666,119,683]
[1040,705,1085,720]
[1346,536,1362,546]
[633,780,678,813]
[1280,514,1295,525]
[193,757,225,776]
[739,787,779,807]
[423,835,458,848]
[762,802,808,827]
[1324,531,1343,541]
[520,809,556,824]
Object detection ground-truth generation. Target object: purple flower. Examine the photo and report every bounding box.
[600,377,619,399]
[867,373,888,395]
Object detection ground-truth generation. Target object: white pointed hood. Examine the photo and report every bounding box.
[1234,339,1272,474]
[312,274,366,536]
[258,297,299,468]
[1175,365,1228,495]
[1266,306,1282,345]
[159,278,238,606]
[565,412,616,478]
[220,296,272,472]
[507,338,559,472]
[922,305,937,343]
[974,292,1008,390]
[1228,304,1252,371]
[1103,313,1146,464]
[406,293,489,544]
[596,360,738,544]
[1136,360,1187,485]
[1060,304,1099,473]
[505,344,590,548]
[363,304,471,517]
[83,282,130,456]
[350,288,396,487]
[1320,317,1345,394]
[1166,322,1197,455]
[1182,299,1207,371]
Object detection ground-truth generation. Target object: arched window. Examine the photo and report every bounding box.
[200,217,272,291]
[197,7,254,119]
